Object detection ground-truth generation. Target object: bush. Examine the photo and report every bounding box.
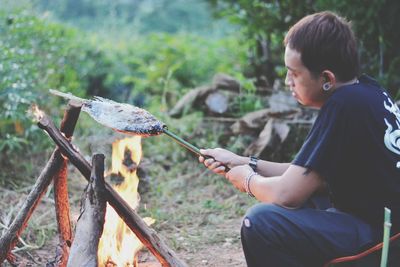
[0,10,111,185]
[97,32,249,112]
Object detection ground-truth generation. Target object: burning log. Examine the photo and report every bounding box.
[67,154,107,267]
[0,101,82,265]
[37,111,188,267]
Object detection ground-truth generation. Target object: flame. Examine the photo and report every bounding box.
[98,136,155,266]
[28,104,45,121]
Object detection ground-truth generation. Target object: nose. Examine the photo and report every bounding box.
[285,72,293,87]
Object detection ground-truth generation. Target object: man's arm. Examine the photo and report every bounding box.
[256,160,290,177]
[226,164,324,208]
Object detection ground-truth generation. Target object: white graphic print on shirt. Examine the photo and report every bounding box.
[383,92,400,168]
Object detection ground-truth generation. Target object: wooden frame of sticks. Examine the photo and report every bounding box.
[0,100,187,267]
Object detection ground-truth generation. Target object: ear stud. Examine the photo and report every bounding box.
[323,82,332,91]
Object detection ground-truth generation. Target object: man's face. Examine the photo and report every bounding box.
[284,46,325,108]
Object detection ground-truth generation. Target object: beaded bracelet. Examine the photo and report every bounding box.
[244,171,257,198]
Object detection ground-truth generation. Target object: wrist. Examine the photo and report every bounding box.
[248,156,259,172]
[230,156,249,167]
[244,171,257,198]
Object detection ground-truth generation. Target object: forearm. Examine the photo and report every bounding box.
[249,175,282,203]
[245,165,323,208]
[256,160,290,177]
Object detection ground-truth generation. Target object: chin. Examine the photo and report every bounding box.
[296,98,305,106]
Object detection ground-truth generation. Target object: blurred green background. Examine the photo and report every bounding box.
[1,0,399,186]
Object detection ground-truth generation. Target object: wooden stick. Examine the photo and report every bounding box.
[0,150,64,263]
[52,100,82,267]
[37,113,188,267]
[67,154,107,267]
[0,102,82,265]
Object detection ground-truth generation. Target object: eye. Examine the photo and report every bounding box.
[287,69,296,78]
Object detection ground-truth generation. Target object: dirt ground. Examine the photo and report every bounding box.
[1,211,246,267]
[139,217,246,267]
[166,217,246,267]
[0,172,248,267]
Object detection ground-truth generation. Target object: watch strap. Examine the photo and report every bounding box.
[249,156,258,172]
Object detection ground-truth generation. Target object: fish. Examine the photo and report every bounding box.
[49,89,165,136]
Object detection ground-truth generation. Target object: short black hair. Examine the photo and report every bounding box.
[284,11,359,82]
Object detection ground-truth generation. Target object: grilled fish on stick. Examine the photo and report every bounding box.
[50,89,165,137]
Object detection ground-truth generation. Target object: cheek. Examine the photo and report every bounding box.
[291,77,302,90]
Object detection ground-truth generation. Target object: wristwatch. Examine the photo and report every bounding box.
[249,156,258,172]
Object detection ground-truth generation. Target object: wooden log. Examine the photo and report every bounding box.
[0,102,82,265]
[205,91,229,114]
[52,100,82,267]
[168,85,215,118]
[211,73,241,92]
[67,154,107,267]
[37,113,188,267]
[0,150,64,263]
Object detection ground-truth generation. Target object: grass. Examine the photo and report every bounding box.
[0,116,257,266]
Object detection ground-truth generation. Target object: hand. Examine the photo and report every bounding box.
[199,148,247,170]
[199,151,227,175]
[226,165,254,192]
[199,148,240,175]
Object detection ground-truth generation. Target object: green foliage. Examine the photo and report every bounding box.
[99,32,249,111]
[207,0,400,97]
[0,7,249,185]
[0,10,73,183]
[0,10,114,184]
[230,73,263,115]
[31,0,234,38]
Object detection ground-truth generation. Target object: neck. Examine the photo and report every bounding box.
[335,77,358,89]
[317,77,359,108]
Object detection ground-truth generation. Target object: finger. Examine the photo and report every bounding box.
[204,158,215,167]
[214,165,226,174]
[209,161,221,170]
[199,156,204,163]
[200,148,214,157]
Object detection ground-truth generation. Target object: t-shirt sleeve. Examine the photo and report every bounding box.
[292,99,349,178]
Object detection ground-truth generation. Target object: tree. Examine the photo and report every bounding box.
[208,0,400,97]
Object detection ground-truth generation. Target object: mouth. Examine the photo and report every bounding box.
[290,88,297,98]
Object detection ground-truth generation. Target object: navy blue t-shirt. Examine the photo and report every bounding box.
[293,75,400,231]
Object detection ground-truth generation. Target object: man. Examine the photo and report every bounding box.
[200,11,400,266]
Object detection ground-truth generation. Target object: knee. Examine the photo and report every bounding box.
[242,203,283,228]
[241,203,284,242]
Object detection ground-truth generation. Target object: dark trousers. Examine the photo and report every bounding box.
[241,203,380,267]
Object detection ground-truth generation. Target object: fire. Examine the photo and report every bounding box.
[28,104,45,121]
[98,136,154,266]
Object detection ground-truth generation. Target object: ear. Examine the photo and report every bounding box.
[321,70,336,86]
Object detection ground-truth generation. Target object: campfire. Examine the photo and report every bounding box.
[0,101,187,267]
[98,136,155,266]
